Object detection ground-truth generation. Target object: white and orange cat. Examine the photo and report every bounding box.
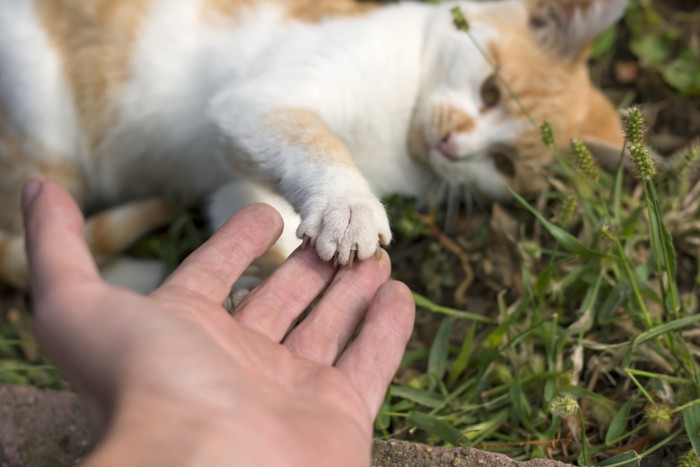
[0,0,626,291]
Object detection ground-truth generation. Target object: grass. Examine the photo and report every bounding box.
[381,106,700,465]
[1,0,699,465]
[375,3,700,464]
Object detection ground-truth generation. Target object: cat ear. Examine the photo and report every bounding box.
[526,0,628,61]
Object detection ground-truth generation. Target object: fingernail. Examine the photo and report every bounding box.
[22,179,43,210]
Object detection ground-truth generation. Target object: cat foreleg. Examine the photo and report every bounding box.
[210,96,391,266]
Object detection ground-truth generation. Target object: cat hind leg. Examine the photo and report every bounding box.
[0,197,176,292]
[209,179,300,308]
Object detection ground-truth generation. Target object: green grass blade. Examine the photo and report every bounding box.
[644,181,680,315]
[633,314,700,346]
[599,451,641,467]
[683,404,700,456]
[606,395,637,445]
[413,292,496,324]
[408,411,461,445]
[448,323,476,387]
[612,152,625,226]
[462,410,509,444]
[428,317,454,387]
[508,188,607,259]
[390,385,443,409]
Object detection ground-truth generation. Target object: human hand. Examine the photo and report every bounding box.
[22,179,415,467]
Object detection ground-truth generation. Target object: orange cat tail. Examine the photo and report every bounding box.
[0,231,29,289]
[0,198,177,291]
[84,198,176,263]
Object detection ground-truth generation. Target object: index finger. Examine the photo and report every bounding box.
[157,203,283,303]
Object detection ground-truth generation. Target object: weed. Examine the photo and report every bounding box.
[374,4,700,464]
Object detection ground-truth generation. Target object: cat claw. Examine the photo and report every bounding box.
[332,246,379,268]
[374,247,383,261]
[347,249,356,268]
[301,234,313,250]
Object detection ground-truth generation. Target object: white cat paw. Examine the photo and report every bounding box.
[296,195,392,266]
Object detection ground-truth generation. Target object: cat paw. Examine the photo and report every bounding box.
[296,195,392,266]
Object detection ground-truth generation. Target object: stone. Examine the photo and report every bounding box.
[0,384,571,467]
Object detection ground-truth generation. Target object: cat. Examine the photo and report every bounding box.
[0,0,626,291]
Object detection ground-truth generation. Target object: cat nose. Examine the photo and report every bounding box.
[437,133,459,160]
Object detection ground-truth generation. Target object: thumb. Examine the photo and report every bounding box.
[22,179,101,302]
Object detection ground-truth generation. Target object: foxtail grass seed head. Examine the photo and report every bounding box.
[600,223,616,241]
[451,6,470,32]
[540,121,556,148]
[550,393,579,418]
[570,139,600,181]
[556,374,575,393]
[627,142,657,180]
[678,449,700,467]
[518,240,542,260]
[556,195,577,228]
[492,363,513,384]
[644,402,674,436]
[623,106,647,145]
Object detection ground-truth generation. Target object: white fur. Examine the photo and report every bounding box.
[0,1,80,160]
[204,2,434,262]
[101,257,165,293]
[2,0,628,275]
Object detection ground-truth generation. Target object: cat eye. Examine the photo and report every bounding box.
[480,74,501,109]
[490,149,515,178]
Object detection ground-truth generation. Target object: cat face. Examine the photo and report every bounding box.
[409,0,628,202]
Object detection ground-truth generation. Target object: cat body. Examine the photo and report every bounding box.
[0,0,626,289]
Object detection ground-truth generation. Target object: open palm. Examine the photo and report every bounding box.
[23,180,415,466]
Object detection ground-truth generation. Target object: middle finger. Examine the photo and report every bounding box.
[233,248,337,341]
[283,251,391,365]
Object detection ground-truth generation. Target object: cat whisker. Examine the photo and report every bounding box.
[462,184,474,215]
[433,180,449,209]
[444,183,460,233]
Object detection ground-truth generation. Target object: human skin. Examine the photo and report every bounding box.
[22,179,415,467]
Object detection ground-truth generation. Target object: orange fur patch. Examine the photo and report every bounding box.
[34,0,154,153]
[0,102,84,232]
[85,198,176,259]
[263,108,355,166]
[0,232,28,289]
[202,0,379,23]
[408,121,429,162]
[486,34,622,146]
[480,33,623,193]
[435,104,475,138]
[286,0,379,22]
